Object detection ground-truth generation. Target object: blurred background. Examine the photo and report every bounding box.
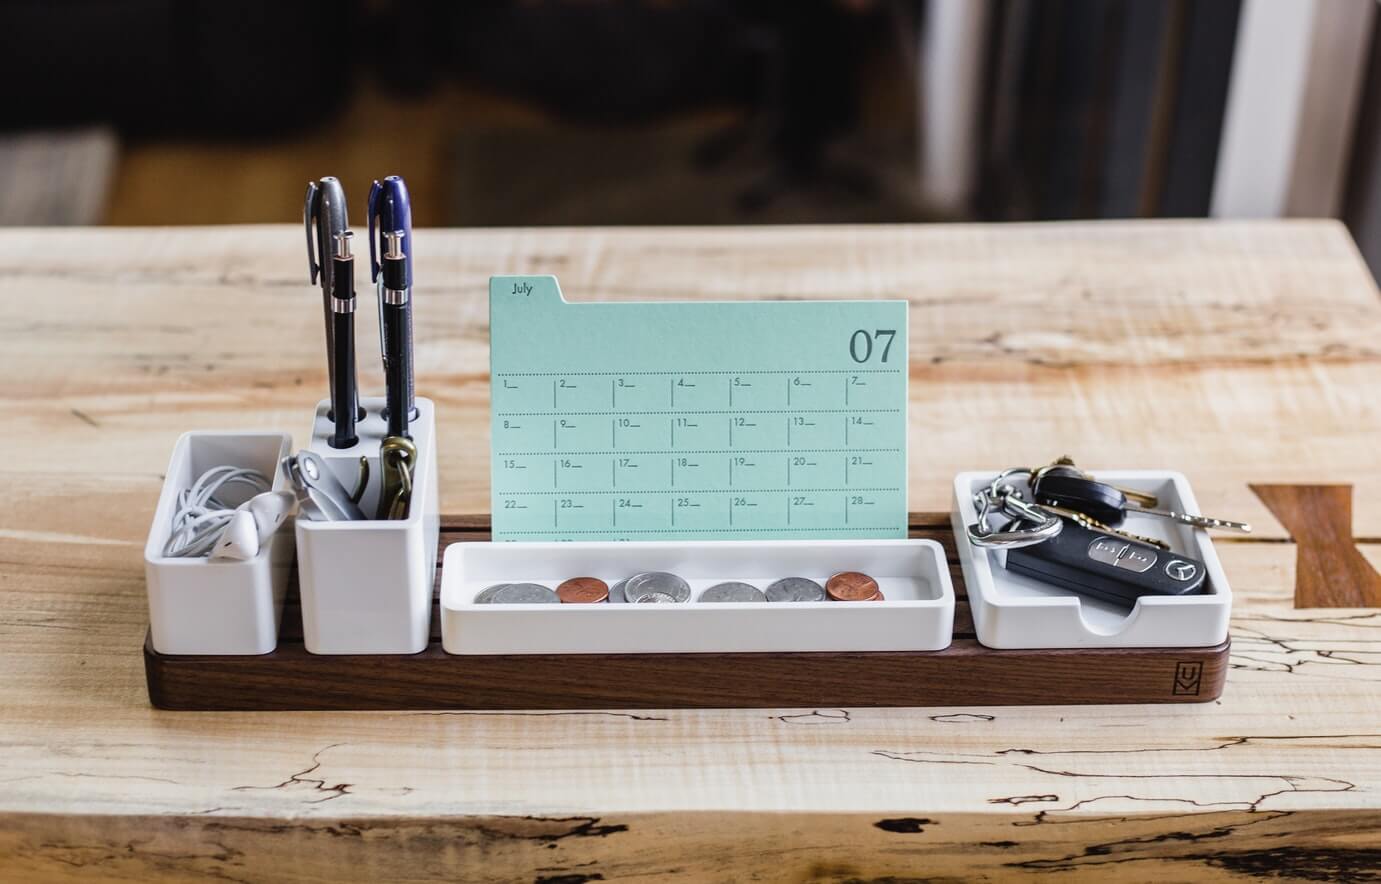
[4,0,1381,273]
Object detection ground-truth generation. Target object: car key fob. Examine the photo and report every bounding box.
[1031,472,1129,525]
[1005,519,1207,607]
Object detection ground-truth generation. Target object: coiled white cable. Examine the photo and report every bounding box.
[162,466,271,558]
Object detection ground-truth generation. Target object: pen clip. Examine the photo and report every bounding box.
[366,178,383,283]
[304,181,323,285]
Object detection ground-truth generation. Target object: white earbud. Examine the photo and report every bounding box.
[210,490,296,561]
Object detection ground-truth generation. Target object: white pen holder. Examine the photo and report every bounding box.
[296,396,440,654]
[144,432,295,655]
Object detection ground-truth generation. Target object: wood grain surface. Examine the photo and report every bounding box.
[2,221,1380,881]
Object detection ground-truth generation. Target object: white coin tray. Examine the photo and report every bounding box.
[439,538,955,655]
[951,470,1233,649]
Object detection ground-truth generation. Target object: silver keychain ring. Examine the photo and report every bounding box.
[966,513,1062,549]
[966,469,1064,549]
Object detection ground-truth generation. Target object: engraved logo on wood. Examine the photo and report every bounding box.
[1173,661,1203,696]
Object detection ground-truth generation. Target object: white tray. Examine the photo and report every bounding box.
[952,470,1232,649]
[439,539,954,655]
[144,431,295,655]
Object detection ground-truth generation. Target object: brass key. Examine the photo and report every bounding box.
[1036,503,1170,551]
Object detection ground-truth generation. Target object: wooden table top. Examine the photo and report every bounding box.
[2,221,1379,881]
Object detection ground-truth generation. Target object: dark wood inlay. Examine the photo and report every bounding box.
[1251,484,1381,608]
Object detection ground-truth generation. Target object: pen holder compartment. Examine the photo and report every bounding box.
[144,431,295,654]
[295,396,440,654]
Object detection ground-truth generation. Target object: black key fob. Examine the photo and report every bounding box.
[1005,520,1207,607]
[1031,473,1128,526]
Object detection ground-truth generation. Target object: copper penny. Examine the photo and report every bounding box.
[826,571,881,602]
[557,576,610,604]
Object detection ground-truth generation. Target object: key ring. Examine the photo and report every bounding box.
[966,468,1064,549]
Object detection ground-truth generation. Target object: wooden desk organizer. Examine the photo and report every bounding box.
[143,514,1229,710]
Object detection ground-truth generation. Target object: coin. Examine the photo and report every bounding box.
[623,571,691,603]
[826,571,881,602]
[484,582,559,604]
[609,578,628,603]
[765,577,826,602]
[557,576,609,604]
[474,583,510,604]
[634,591,678,604]
[699,581,766,603]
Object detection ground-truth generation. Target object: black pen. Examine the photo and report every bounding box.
[367,176,416,422]
[380,229,411,438]
[374,228,417,519]
[329,232,359,449]
[304,177,359,423]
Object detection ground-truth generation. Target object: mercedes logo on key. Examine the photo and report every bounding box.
[1165,559,1198,582]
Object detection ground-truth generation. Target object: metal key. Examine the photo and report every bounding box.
[1031,456,1159,508]
[1034,473,1252,534]
[1035,502,1170,550]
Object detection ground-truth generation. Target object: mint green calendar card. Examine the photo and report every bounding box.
[489,275,908,541]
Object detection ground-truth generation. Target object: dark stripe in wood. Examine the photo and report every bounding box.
[145,634,1227,711]
[1250,484,1381,608]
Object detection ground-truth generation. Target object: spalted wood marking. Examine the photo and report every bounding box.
[2,809,1378,882]
[1251,484,1381,608]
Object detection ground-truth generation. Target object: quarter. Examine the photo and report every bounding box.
[634,591,678,604]
[765,577,826,602]
[623,571,691,603]
[474,583,510,604]
[609,578,628,603]
[699,581,766,603]
[557,576,610,604]
[484,582,559,604]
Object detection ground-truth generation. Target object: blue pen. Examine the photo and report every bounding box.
[367,175,416,424]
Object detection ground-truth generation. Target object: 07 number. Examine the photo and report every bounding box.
[849,329,897,363]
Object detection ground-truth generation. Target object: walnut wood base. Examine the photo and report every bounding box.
[143,515,1229,710]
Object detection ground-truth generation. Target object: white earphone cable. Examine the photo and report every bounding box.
[162,466,271,558]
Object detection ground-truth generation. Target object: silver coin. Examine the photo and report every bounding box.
[699,581,766,603]
[765,577,826,602]
[634,591,678,604]
[474,583,511,604]
[609,578,628,603]
[623,571,691,603]
[485,582,559,604]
